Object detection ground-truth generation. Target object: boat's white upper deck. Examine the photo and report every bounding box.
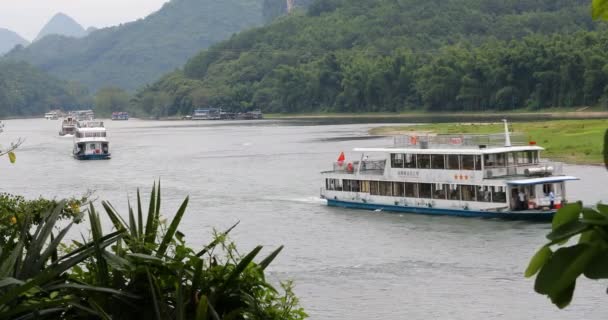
[354,145,544,155]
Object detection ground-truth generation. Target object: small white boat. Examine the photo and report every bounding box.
[320,120,578,221]
[59,117,77,136]
[73,121,110,160]
[44,112,59,120]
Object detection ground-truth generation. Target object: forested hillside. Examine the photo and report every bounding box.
[4,0,265,91]
[0,61,90,117]
[133,0,607,115]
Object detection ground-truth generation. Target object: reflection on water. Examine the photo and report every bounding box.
[0,118,606,320]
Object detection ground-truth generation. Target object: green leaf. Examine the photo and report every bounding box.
[546,221,591,242]
[0,277,24,288]
[195,294,208,320]
[551,282,576,309]
[196,221,240,257]
[127,253,164,265]
[583,249,608,279]
[156,196,189,258]
[144,182,159,249]
[552,202,582,231]
[582,208,604,221]
[8,151,16,164]
[146,268,162,320]
[525,246,552,278]
[259,245,284,271]
[222,246,263,291]
[597,203,608,218]
[535,244,600,299]
[593,0,608,20]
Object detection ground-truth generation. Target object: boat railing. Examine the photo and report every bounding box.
[483,161,564,178]
[327,160,386,175]
[394,133,528,149]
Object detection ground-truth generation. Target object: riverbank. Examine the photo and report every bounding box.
[265,110,608,120]
[369,119,608,165]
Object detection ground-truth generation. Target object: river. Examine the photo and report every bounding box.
[1,118,607,319]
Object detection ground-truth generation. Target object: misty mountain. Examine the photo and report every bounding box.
[0,28,28,56]
[4,0,265,91]
[34,13,87,41]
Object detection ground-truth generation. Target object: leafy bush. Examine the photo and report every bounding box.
[0,193,89,246]
[525,202,608,308]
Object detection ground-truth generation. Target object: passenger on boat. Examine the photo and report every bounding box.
[549,190,555,209]
[518,191,526,210]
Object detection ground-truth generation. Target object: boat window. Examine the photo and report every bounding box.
[379,181,393,196]
[448,184,460,200]
[506,153,515,166]
[417,154,431,169]
[404,154,417,168]
[404,182,417,198]
[532,151,539,164]
[89,143,96,150]
[342,180,351,192]
[542,183,554,195]
[492,186,506,203]
[391,154,404,168]
[446,155,459,170]
[326,179,337,191]
[461,155,475,170]
[431,154,445,169]
[361,181,370,193]
[393,182,405,197]
[474,155,481,170]
[351,180,360,192]
[484,153,506,168]
[461,185,475,201]
[432,183,447,200]
[370,181,380,195]
[418,183,432,199]
[476,186,491,202]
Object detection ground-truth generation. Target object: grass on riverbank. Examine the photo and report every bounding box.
[369,119,608,165]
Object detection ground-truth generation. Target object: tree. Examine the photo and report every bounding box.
[94,87,130,117]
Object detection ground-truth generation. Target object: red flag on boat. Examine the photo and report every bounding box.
[337,152,345,165]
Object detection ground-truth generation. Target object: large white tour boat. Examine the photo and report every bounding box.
[320,121,578,221]
[73,121,111,160]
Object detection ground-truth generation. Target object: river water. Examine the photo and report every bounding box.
[1,118,607,319]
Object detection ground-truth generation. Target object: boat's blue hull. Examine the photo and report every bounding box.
[73,153,111,160]
[326,199,554,222]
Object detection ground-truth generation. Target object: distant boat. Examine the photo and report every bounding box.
[59,116,77,136]
[44,111,59,120]
[192,108,221,120]
[320,120,578,221]
[73,121,110,160]
[111,112,129,120]
[69,110,95,121]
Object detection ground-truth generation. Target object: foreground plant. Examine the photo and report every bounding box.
[525,202,608,308]
[73,182,306,319]
[0,201,124,319]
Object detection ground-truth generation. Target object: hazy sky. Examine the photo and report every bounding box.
[0,0,170,41]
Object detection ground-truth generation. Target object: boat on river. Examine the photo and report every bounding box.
[44,111,59,120]
[73,121,110,160]
[59,117,77,136]
[111,112,129,120]
[320,121,578,221]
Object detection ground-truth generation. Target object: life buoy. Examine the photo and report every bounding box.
[346,163,354,172]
